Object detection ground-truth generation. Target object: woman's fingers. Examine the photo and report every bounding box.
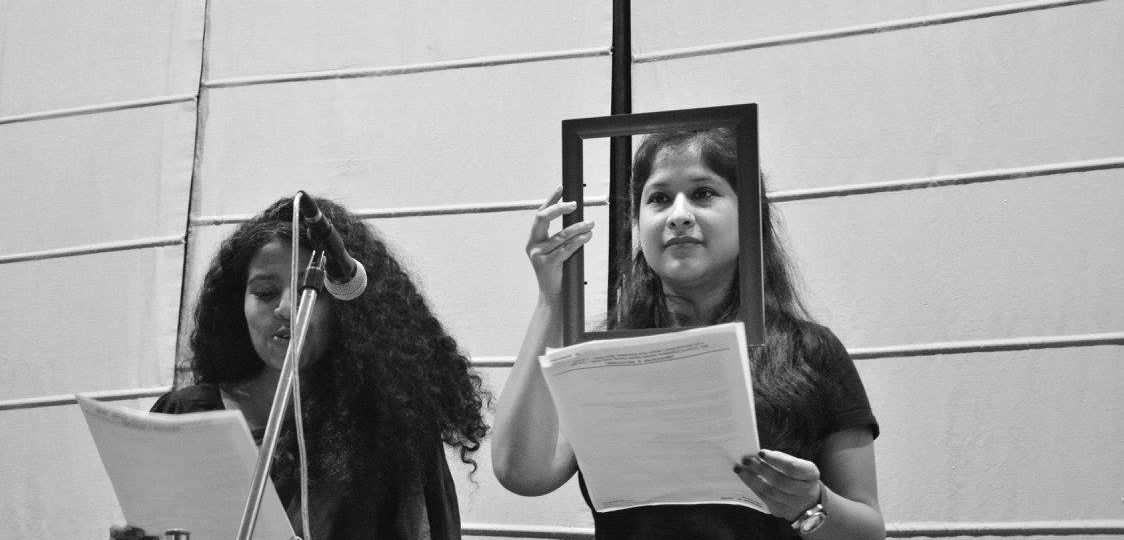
[528,187,572,244]
[738,456,805,497]
[757,449,819,482]
[734,450,822,521]
[733,466,798,519]
[529,228,593,268]
[536,185,564,211]
[525,187,593,297]
[540,220,595,253]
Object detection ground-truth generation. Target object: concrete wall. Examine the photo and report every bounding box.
[0,1,1120,538]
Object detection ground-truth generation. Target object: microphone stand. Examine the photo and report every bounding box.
[236,252,326,540]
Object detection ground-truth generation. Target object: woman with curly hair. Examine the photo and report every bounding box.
[149,194,489,538]
[492,128,883,539]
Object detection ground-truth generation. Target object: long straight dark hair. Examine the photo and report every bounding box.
[610,128,843,459]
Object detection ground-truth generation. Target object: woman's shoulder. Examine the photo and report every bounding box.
[150,383,224,414]
[790,319,881,439]
[785,318,849,363]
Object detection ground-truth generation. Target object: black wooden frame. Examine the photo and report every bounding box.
[560,104,765,346]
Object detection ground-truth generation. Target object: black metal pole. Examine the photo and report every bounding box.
[236,253,325,540]
[608,0,632,316]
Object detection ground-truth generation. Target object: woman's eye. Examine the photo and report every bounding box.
[646,192,669,205]
[693,187,718,199]
[249,288,280,301]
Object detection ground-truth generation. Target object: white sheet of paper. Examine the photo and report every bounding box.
[77,394,295,539]
[540,322,766,513]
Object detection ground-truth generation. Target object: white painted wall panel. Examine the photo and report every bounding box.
[0,406,122,535]
[384,204,612,351]
[633,0,1036,53]
[0,1,201,537]
[173,223,236,371]
[194,58,609,217]
[782,172,1124,348]
[375,211,543,357]
[0,399,157,536]
[449,368,594,530]
[206,1,610,79]
[633,2,1124,192]
[0,0,203,116]
[0,104,195,254]
[863,346,1123,522]
[0,247,182,400]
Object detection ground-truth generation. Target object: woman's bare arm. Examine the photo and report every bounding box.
[491,187,592,496]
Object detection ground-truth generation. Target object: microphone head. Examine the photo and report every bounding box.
[297,191,323,221]
[324,258,368,300]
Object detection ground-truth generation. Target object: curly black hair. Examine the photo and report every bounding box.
[188,194,489,502]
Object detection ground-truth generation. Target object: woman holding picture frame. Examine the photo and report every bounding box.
[492,125,884,540]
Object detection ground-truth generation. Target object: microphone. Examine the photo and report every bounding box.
[296,192,368,300]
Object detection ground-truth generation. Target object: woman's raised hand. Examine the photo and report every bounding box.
[734,449,823,522]
[526,186,595,299]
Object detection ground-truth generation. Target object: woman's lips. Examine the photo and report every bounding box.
[664,236,702,247]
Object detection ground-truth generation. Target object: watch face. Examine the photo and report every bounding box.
[800,512,826,534]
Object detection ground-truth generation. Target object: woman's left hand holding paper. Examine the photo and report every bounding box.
[734,448,823,522]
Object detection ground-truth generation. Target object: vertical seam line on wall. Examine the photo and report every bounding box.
[632,0,1107,63]
[172,0,213,388]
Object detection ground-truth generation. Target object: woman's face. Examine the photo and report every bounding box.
[244,239,335,371]
[638,146,739,291]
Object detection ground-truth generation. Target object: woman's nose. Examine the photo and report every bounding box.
[274,288,293,320]
[667,194,695,231]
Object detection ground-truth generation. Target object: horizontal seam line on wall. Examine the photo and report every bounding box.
[769,156,1124,202]
[0,94,197,126]
[5,156,1117,264]
[847,331,1124,360]
[885,520,1124,537]
[0,236,185,265]
[6,332,1119,411]
[468,332,1124,368]
[462,520,1124,538]
[633,0,1104,63]
[191,197,612,226]
[203,47,611,89]
[189,156,1124,226]
[8,333,1115,409]
[0,387,170,413]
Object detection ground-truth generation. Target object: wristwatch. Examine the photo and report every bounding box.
[790,503,827,535]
